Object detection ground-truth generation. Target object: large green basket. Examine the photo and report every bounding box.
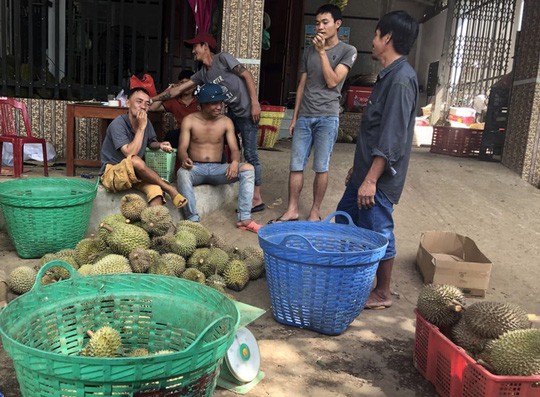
[0,261,240,397]
[0,177,98,258]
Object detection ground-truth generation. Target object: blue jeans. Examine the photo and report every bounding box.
[228,113,262,186]
[290,116,339,172]
[336,183,396,260]
[176,162,254,222]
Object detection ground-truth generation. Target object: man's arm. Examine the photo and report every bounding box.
[152,80,196,102]
[289,72,307,136]
[357,156,386,209]
[312,34,351,88]
[177,116,193,170]
[233,64,261,123]
[224,117,241,179]
[120,111,147,157]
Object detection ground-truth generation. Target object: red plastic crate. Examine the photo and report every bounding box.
[346,86,373,112]
[430,126,484,157]
[414,310,540,397]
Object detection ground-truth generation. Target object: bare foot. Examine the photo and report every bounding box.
[364,290,392,310]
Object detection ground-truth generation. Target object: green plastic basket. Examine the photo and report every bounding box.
[145,148,177,182]
[0,177,98,258]
[0,261,240,397]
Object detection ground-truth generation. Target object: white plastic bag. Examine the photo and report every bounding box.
[1,142,57,166]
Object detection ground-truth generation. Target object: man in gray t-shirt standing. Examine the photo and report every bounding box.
[269,4,357,223]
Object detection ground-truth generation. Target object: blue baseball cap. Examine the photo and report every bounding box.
[197,83,228,103]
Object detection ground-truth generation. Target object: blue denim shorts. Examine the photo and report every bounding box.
[336,184,396,260]
[290,116,339,173]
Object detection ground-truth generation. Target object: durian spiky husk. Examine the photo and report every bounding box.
[80,326,122,357]
[140,206,173,236]
[8,266,37,294]
[93,254,132,275]
[450,318,491,357]
[417,284,465,328]
[223,259,250,291]
[176,220,211,247]
[181,268,206,284]
[463,301,531,339]
[479,328,540,376]
[120,193,147,221]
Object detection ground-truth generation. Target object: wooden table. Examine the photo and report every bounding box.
[65,103,163,176]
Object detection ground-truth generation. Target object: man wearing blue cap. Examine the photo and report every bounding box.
[176,83,261,233]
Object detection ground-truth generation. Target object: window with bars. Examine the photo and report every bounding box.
[444,0,516,108]
[0,0,164,101]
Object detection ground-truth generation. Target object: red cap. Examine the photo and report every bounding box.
[184,32,217,51]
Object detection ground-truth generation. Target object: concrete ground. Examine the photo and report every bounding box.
[1,140,539,396]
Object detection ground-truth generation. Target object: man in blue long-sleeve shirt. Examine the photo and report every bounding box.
[336,10,419,310]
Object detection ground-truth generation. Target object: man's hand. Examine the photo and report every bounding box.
[313,33,326,53]
[251,102,261,124]
[226,160,239,180]
[133,110,148,132]
[289,119,296,136]
[159,141,173,153]
[357,179,376,209]
[182,158,193,170]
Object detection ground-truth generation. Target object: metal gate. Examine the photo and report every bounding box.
[444,0,516,108]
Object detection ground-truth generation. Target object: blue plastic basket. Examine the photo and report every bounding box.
[258,211,388,335]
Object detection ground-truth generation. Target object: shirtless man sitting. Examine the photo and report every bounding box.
[176,83,261,233]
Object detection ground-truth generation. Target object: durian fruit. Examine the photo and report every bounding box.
[223,260,250,291]
[93,254,132,275]
[187,248,211,269]
[151,234,175,254]
[206,274,227,293]
[97,214,128,248]
[128,347,150,357]
[148,260,175,276]
[8,266,37,294]
[38,251,79,281]
[463,301,531,339]
[202,247,229,277]
[417,284,465,328]
[242,246,264,262]
[100,222,151,256]
[75,237,102,265]
[120,193,147,221]
[140,206,173,236]
[129,248,155,273]
[172,229,198,258]
[244,256,265,280]
[450,318,490,356]
[176,220,211,247]
[159,253,186,277]
[224,245,243,261]
[479,329,540,376]
[181,268,206,284]
[80,326,122,357]
[78,264,95,276]
[41,273,56,285]
[208,233,227,250]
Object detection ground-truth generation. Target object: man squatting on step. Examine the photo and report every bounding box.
[99,87,188,209]
[176,83,262,233]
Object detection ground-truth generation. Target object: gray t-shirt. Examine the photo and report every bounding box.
[299,41,357,117]
[191,52,252,118]
[100,113,157,174]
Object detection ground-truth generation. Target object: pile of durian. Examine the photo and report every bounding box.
[7,193,265,298]
[417,284,540,377]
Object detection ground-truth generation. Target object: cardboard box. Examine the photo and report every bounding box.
[416,231,492,297]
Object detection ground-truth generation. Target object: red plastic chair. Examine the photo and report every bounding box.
[0,98,49,177]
